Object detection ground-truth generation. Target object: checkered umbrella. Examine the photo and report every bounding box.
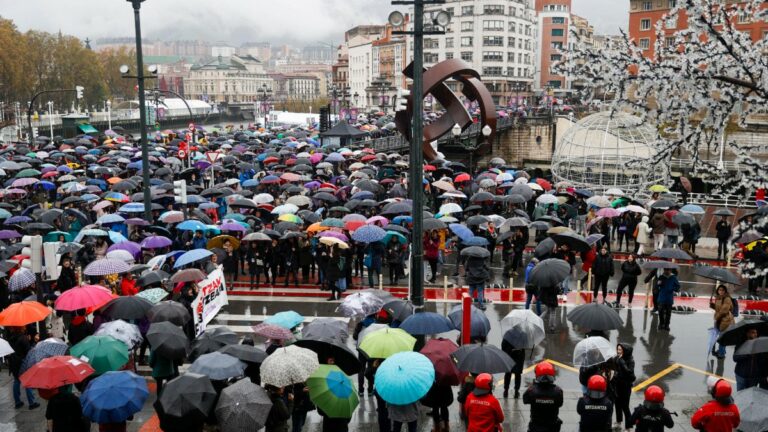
[20,338,68,374]
[259,345,319,387]
[8,268,35,292]
[84,258,131,276]
[215,379,272,432]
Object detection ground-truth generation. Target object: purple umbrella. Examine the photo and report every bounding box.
[124,218,150,226]
[140,235,172,249]
[219,222,246,232]
[5,216,32,225]
[12,178,38,187]
[0,229,22,240]
[107,242,142,260]
[317,231,349,242]
[195,160,211,170]
[304,181,321,189]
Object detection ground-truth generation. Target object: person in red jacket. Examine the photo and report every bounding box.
[464,373,504,432]
[691,379,740,432]
[119,273,138,296]
[423,231,440,283]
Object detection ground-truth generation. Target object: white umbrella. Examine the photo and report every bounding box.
[439,203,463,214]
[573,336,616,367]
[95,319,143,349]
[605,188,625,196]
[536,194,559,205]
[271,203,299,215]
[259,345,319,387]
[253,193,274,204]
[0,337,13,357]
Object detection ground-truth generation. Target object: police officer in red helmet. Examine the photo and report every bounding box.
[629,385,674,432]
[464,373,504,432]
[691,378,740,432]
[577,375,614,431]
[522,361,564,432]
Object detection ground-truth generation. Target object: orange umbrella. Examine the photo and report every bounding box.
[307,222,330,233]
[107,177,123,185]
[0,301,51,326]
[345,220,366,232]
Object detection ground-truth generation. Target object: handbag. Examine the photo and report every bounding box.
[364,254,372,269]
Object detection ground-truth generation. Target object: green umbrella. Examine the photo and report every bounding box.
[611,197,630,208]
[359,328,415,359]
[15,168,42,178]
[70,335,129,375]
[222,213,246,222]
[44,231,73,243]
[136,288,169,304]
[307,365,359,418]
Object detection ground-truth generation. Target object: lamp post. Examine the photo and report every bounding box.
[257,84,272,128]
[106,100,112,130]
[47,101,54,138]
[353,92,360,110]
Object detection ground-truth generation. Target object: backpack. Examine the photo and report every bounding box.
[730,296,739,317]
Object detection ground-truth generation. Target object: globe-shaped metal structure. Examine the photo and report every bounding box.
[551,111,665,192]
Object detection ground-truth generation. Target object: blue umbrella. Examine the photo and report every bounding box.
[36,181,56,191]
[0,209,12,219]
[351,225,386,243]
[174,249,213,268]
[242,179,260,188]
[465,236,489,246]
[680,204,705,215]
[375,352,435,405]
[449,223,474,242]
[264,311,304,329]
[177,220,207,231]
[392,215,412,225]
[381,231,407,245]
[108,231,128,244]
[97,214,126,225]
[81,371,149,423]
[119,203,145,213]
[398,312,455,335]
[351,191,374,200]
[186,195,208,204]
[447,304,491,338]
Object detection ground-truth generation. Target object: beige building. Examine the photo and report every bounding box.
[184,55,273,104]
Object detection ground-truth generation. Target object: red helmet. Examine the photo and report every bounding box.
[712,379,732,400]
[587,375,607,399]
[474,373,493,391]
[644,386,665,403]
[534,361,556,384]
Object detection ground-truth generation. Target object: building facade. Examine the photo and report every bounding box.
[184,55,273,104]
[269,73,321,102]
[348,41,374,109]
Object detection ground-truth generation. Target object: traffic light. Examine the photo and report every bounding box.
[319,106,329,132]
[173,180,187,204]
[75,86,84,99]
[395,88,410,112]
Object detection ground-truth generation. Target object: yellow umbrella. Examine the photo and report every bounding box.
[319,236,349,249]
[648,185,669,193]
[207,235,241,250]
[745,238,767,251]
[279,214,303,224]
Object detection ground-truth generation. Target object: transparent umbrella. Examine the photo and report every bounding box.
[573,336,616,367]
[500,310,546,349]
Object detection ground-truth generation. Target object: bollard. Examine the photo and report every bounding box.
[461,293,472,345]
[645,282,652,310]
[443,275,448,301]
[379,273,383,290]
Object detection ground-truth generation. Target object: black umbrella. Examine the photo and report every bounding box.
[465,215,489,226]
[693,266,742,285]
[100,295,153,320]
[422,218,447,231]
[294,337,361,375]
[642,261,679,270]
[63,208,90,225]
[651,248,692,260]
[651,200,677,209]
[157,373,217,422]
[383,224,409,235]
[713,208,735,217]
[218,344,268,364]
[381,202,412,215]
[137,270,169,288]
[215,379,273,431]
[552,232,590,253]
[148,301,191,325]
[535,215,564,226]
[301,317,349,342]
[382,299,415,322]
[146,321,190,360]
[452,343,515,374]
[57,243,82,255]
[190,327,239,361]
[567,302,623,331]
[528,258,570,287]
[734,337,768,356]
[718,320,768,346]
[469,192,495,203]
[534,238,557,259]
[460,246,491,258]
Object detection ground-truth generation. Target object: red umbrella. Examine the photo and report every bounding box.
[424,165,436,172]
[420,338,462,386]
[535,178,552,191]
[20,355,95,389]
[680,176,692,193]
[54,285,115,311]
[0,301,51,327]
[344,220,366,232]
[361,154,377,162]
[455,173,471,183]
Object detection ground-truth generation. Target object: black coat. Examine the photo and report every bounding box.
[577,395,613,432]
[523,382,564,432]
[592,253,614,278]
[620,260,642,281]
[502,339,525,374]
[614,343,636,394]
[629,404,674,432]
[264,391,294,432]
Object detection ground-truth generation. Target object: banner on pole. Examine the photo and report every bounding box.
[192,266,228,336]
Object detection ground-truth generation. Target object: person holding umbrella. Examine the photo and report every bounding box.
[733,327,768,390]
[45,384,89,431]
[710,285,735,359]
[464,248,492,310]
[502,338,525,399]
[523,361,564,432]
[656,269,680,331]
[592,246,614,304]
[264,384,294,432]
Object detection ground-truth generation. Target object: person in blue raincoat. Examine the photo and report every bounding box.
[656,269,680,331]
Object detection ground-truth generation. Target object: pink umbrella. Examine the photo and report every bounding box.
[596,208,621,218]
[317,231,349,242]
[92,201,113,211]
[12,178,38,187]
[309,153,323,164]
[54,285,116,311]
[366,216,389,226]
[280,172,301,182]
[586,216,604,230]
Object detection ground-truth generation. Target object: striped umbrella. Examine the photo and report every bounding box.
[8,268,35,292]
[84,259,131,276]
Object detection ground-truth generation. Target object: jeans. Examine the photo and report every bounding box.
[735,373,760,391]
[392,421,417,432]
[658,303,672,328]
[469,283,485,303]
[715,343,726,357]
[13,377,36,406]
[718,240,728,259]
[292,411,308,432]
[525,292,542,315]
[368,264,381,288]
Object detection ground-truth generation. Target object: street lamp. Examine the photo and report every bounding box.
[106,100,112,130]
[47,101,54,138]
[257,83,272,128]
[353,92,360,109]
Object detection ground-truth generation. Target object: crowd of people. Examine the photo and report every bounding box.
[0,121,765,432]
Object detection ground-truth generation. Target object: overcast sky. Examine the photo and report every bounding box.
[0,0,627,46]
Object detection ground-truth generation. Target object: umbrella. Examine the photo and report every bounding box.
[294,337,361,375]
[374,351,435,405]
[718,320,768,346]
[651,248,692,260]
[146,321,190,360]
[302,318,350,342]
[423,218,447,230]
[713,208,735,217]
[170,268,207,284]
[452,343,515,374]
[81,371,149,424]
[734,386,768,432]
[148,301,191,325]
[189,352,246,380]
[359,327,416,359]
[534,237,557,258]
[501,310,546,349]
[259,345,319,387]
[567,303,623,331]
[0,301,51,326]
[573,336,617,367]
[252,323,295,340]
[420,338,462,386]
[20,355,95,389]
[447,304,491,338]
[734,337,768,356]
[693,266,742,285]
[552,232,590,253]
[70,335,130,375]
[100,295,153,321]
[672,212,695,226]
[642,260,680,270]
[460,246,491,258]
[94,320,143,349]
[215,379,273,431]
[190,327,239,361]
[54,285,114,311]
[84,258,131,276]
[382,299,415,322]
[8,267,35,291]
[218,344,267,364]
[174,249,213,268]
[680,204,705,214]
[264,310,304,329]
[399,312,454,335]
[136,287,168,303]
[351,225,386,243]
[19,338,68,374]
[307,365,359,418]
[449,223,474,242]
[527,258,571,287]
[336,292,385,318]
[157,373,217,421]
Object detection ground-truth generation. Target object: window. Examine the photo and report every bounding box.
[483,36,504,46]
[550,54,562,61]
[665,17,676,29]
[508,37,516,47]
[424,39,439,49]
[551,42,563,49]
[665,36,676,47]
[509,6,517,17]
[551,28,564,37]
[445,52,454,60]
[445,7,454,17]
[461,21,473,31]
[483,20,504,31]
[507,67,515,77]
[508,22,516,33]
[460,36,473,47]
[445,37,454,48]
[460,51,473,62]
[639,38,650,50]
[482,51,504,61]
[668,0,677,7]
[507,52,516,62]
[552,17,565,24]
[424,53,439,63]
[483,5,504,15]
[738,9,751,23]
[640,19,651,31]
[548,80,562,88]
[482,66,503,76]
[461,5,473,15]
[642,1,652,10]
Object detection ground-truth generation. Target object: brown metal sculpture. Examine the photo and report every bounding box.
[395,58,497,161]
